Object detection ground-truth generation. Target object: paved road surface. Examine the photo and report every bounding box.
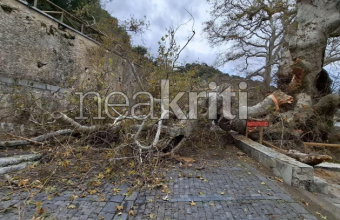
[0,148,319,220]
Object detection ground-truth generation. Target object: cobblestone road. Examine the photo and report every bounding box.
[0,149,319,220]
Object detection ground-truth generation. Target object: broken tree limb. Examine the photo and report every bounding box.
[51,111,121,132]
[218,90,293,134]
[52,112,102,132]
[134,109,169,150]
[257,140,331,166]
[239,95,277,118]
[7,133,43,145]
[0,129,73,147]
[286,150,332,166]
[237,90,293,119]
[0,162,34,175]
[0,154,42,167]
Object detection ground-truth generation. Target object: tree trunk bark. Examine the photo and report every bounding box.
[278,0,340,98]
[274,0,340,142]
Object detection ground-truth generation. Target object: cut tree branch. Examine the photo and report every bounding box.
[0,129,73,147]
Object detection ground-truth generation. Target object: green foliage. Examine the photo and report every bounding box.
[50,0,100,12]
[26,0,130,45]
[176,63,224,81]
[132,46,148,57]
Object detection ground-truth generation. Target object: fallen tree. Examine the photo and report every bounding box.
[212,0,340,147]
[3,1,340,168]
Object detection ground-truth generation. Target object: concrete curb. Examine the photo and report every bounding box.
[315,162,340,172]
[231,132,328,194]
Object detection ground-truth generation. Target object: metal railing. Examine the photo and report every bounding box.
[30,0,106,42]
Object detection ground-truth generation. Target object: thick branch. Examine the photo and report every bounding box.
[0,129,73,147]
[324,56,340,66]
[239,90,293,118]
[52,112,120,132]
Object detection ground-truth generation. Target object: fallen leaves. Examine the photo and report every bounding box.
[31,180,43,189]
[316,212,327,219]
[35,201,42,208]
[190,201,197,206]
[124,188,134,197]
[116,205,123,211]
[67,204,76,209]
[88,189,97,194]
[25,200,35,205]
[69,195,78,201]
[113,188,121,195]
[18,179,30,187]
[274,177,283,183]
[98,197,106,202]
[90,180,102,187]
[301,200,309,206]
[37,207,44,215]
[45,186,56,195]
[96,173,105,179]
[61,160,70,167]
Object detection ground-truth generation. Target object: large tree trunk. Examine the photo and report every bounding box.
[278,0,340,97]
[275,0,340,142]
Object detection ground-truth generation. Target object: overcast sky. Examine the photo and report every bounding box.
[104,0,232,74]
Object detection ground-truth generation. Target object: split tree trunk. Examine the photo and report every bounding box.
[278,0,340,97]
[275,0,340,142]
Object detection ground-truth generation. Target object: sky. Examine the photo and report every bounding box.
[104,0,232,74]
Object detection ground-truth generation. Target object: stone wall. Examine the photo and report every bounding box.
[0,0,140,135]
